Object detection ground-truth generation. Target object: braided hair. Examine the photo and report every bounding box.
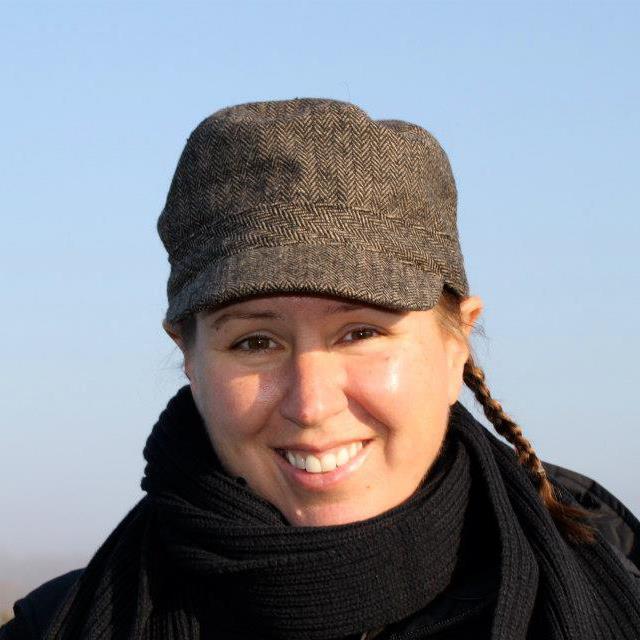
[435,285,596,544]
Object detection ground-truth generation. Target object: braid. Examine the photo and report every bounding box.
[462,355,596,544]
[434,284,596,545]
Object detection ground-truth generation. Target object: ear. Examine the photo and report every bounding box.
[459,295,484,340]
[162,320,193,382]
[163,320,186,352]
[446,295,484,405]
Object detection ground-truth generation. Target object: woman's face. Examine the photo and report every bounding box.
[166,294,482,527]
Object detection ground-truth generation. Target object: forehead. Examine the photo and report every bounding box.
[203,294,408,330]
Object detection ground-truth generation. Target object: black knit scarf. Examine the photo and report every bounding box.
[44,385,640,639]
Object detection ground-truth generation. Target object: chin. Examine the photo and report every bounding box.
[281,499,387,527]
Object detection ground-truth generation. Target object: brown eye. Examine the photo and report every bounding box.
[343,327,381,342]
[232,334,276,352]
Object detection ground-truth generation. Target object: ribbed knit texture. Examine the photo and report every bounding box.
[43,386,640,639]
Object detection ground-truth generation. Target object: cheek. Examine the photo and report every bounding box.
[346,347,450,472]
[195,364,277,440]
[348,347,448,421]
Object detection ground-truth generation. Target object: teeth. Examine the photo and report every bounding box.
[281,441,366,474]
[305,455,322,473]
[336,447,350,467]
[320,452,337,472]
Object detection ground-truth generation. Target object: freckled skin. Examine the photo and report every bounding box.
[164,294,483,527]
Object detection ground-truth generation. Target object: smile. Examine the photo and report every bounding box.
[273,440,373,491]
[277,440,368,473]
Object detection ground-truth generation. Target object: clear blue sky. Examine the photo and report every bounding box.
[1,1,638,561]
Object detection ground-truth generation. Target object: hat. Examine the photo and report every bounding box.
[157,97,469,325]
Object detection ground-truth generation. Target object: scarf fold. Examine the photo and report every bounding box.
[44,385,640,640]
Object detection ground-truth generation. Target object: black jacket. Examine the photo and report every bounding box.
[2,462,639,640]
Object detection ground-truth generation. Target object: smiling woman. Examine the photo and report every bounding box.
[2,98,639,640]
[164,294,481,528]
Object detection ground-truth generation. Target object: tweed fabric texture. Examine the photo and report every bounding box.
[157,97,470,324]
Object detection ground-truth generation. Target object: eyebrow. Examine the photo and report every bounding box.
[209,302,394,330]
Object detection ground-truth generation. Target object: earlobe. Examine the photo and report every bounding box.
[447,295,483,405]
[445,300,481,405]
[162,319,195,384]
[163,320,186,353]
[459,296,484,338]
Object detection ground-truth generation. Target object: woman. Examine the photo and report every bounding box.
[2,97,639,639]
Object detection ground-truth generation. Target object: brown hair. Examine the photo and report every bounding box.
[172,286,596,545]
[435,285,596,545]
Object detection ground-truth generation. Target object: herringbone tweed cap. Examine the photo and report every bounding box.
[158,97,470,324]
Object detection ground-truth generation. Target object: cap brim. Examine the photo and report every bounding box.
[164,243,444,324]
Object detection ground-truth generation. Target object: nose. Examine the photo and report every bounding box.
[278,349,348,429]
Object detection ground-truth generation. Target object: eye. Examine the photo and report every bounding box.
[342,326,382,343]
[231,334,278,353]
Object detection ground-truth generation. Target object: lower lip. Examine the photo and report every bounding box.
[273,441,373,491]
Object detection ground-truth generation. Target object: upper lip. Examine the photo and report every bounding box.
[275,438,372,454]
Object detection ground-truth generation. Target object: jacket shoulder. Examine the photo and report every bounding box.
[543,460,640,577]
[0,569,83,639]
